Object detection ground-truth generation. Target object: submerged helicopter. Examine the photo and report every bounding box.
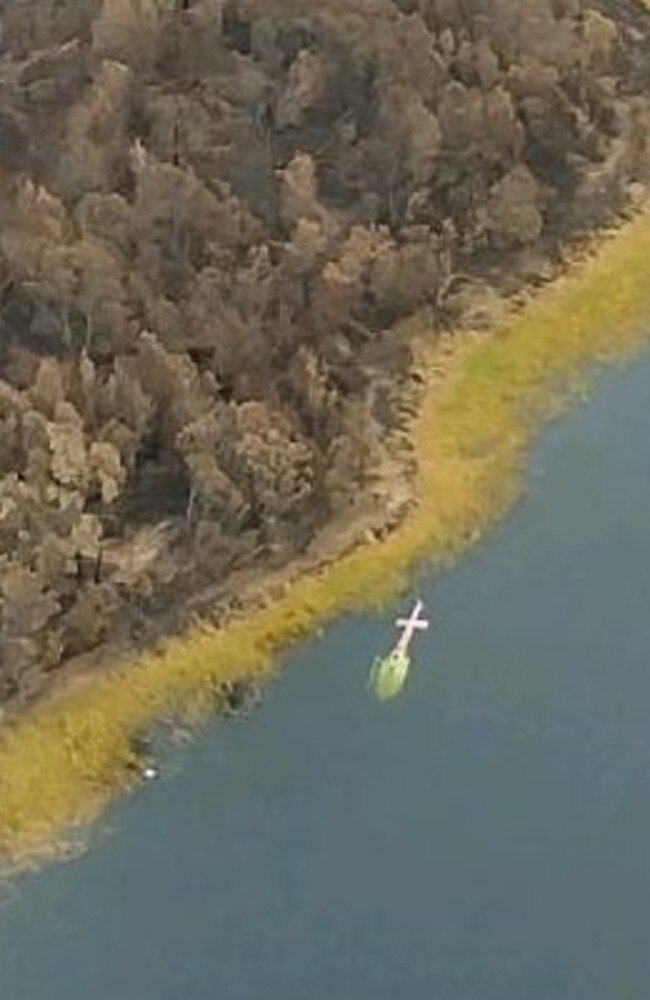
[368,599,429,700]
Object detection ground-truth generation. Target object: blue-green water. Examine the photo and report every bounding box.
[3,354,650,999]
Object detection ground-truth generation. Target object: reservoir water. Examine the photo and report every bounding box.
[3,351,650,999]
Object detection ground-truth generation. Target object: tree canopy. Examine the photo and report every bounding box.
[1,0,650,702]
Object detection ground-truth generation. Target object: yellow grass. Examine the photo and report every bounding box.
[2,206,650,868]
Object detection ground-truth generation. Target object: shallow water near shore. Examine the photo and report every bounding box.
[3,349,650,998]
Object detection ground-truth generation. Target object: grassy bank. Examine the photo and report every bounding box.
[2,207,650,868]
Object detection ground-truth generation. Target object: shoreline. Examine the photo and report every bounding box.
[3,203,650,871]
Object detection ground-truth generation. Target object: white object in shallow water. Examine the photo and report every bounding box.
[394,598,429,655]
[368,598,430,700]
[142,765,159,781]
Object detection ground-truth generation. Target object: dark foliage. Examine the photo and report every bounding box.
[1,0,650,703]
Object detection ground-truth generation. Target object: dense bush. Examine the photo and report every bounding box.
[1,0,650,702]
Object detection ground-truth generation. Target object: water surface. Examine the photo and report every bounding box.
[3,353,650,999]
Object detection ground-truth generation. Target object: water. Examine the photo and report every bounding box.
[3,352,650,999]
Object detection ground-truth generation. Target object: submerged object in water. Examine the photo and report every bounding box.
[368,598,429,700]
[369,647,411,700]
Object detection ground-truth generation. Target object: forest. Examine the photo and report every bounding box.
[1,0,650,706]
